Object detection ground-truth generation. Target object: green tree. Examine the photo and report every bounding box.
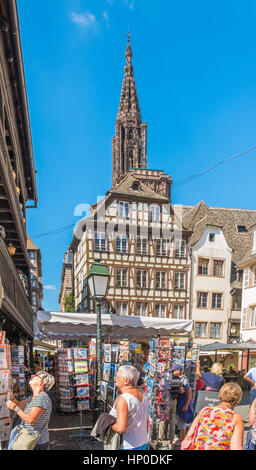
[64,293,75,312]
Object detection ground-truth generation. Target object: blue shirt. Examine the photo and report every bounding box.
[245,368,256,389]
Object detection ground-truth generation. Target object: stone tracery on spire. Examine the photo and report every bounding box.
[112,34,147,187]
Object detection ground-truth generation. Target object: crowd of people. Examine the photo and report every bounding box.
[5,356,256,451]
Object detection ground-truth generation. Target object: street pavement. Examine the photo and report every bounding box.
[47,390,251,450]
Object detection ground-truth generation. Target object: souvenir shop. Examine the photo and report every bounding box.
[0,330,32,447]
[36,311,199,448]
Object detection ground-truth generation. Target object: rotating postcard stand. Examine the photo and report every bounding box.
[68,409,94,441]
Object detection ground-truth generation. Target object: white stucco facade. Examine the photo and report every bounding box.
[190,225,233,345]
[240,230,256,341]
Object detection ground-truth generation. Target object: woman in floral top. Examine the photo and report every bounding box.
[182,383,244,450]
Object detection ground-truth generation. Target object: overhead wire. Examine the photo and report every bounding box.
[173,144,256,187]
[30,143,256,239]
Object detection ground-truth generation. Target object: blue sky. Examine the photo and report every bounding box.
[17,0,256,311]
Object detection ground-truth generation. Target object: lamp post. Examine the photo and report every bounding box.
[87,259,109,408]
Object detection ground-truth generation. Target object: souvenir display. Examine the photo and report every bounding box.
[100,343,120,407]
[10,346,25,399]
[0,332,6,346]
[145,339,201,448]
[184,344,200,394]
[0,339,11,444]
[56,344,96,413]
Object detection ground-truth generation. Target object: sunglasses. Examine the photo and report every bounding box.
[31,373,42,380]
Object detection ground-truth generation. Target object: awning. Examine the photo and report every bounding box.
[36,311,193,341]
[33,346,54,353]
[200,341,256,352]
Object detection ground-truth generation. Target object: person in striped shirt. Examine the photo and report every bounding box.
[6,370,55,450]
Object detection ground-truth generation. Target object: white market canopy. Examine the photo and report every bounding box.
[36,311,193,341]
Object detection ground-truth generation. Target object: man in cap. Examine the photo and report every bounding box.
[158,364,184,449]
[172,364,193,446]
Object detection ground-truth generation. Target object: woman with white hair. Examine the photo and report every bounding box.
[6,370,55,450]
[110,365,148,450]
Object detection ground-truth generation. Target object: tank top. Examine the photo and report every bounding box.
[109,392,149,449]
[194,405,235,450]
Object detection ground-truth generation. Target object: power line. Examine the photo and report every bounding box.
[173,144,256,187]
[30,144,256,239]
[31,223,75,239]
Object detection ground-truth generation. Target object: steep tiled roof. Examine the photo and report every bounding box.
[180,202,256,265]
[27,234,39,251]
[108,174,170,202]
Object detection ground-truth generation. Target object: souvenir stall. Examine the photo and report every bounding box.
[36,311,194,446]
[144,339,200,448]
[0,333,29,447]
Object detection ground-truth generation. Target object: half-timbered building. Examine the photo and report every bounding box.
[70,36,191,323]
[0,0,37,348]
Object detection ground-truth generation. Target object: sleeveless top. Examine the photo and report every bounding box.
[109,392,149,449]
[194,405,234,450]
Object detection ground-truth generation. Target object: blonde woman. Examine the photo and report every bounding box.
[182,382,244,450]
[6,371,55,450]
[196,361,224,391]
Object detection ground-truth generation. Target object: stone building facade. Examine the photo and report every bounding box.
[112,33,147,188]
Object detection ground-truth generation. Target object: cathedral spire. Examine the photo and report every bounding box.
[112,34,147,187]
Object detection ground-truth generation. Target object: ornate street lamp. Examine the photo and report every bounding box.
[87,259,109,405]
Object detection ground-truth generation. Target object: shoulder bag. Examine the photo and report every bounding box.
[11,416,50,450]
[181,407,207,451]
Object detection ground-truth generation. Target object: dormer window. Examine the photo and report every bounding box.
[131,181,140,192]
[209,233,215,242]
[237,225,247,233]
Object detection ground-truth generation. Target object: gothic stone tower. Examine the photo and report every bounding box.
[112,34,147,188]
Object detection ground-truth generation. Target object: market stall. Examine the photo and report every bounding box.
[36,311,193,341]
[200,341,256,390]
[36,311,195,448]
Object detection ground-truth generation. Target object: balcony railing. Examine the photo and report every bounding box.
[0,236,33,337]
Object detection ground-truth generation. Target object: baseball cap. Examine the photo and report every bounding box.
[171,364,182,372]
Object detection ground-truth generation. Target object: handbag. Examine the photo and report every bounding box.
[181,407,206,451]
[11,417,50,451]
